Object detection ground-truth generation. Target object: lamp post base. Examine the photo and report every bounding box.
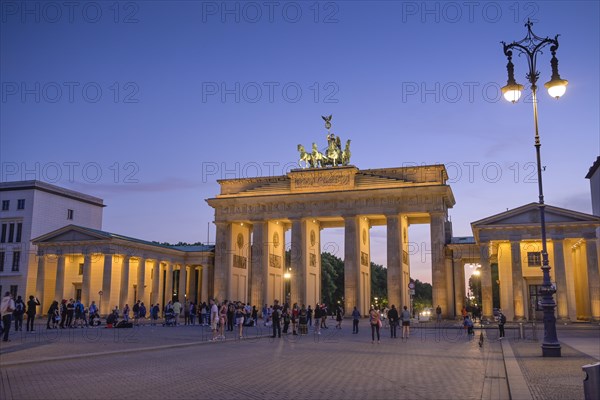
[542,343,562,357]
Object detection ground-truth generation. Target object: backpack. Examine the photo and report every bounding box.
[15,301,24,313]
[500,315,506,324]
[76,303,84,313]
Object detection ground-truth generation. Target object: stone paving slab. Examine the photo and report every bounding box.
[510,339,597,400]
[1,322,501,400]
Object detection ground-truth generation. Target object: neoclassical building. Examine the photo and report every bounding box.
[31,225,214,314]
[448,203,600,322]
[207,164,456,317]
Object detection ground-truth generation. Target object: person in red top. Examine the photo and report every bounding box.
[291,303,299,336]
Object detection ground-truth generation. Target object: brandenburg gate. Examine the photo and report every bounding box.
[207,119,456,316]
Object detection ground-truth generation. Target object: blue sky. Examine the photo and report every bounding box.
[2,1,599,283]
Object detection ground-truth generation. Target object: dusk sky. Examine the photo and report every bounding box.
[2,1,599,283]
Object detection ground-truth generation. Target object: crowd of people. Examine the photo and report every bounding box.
[2,290,496,346]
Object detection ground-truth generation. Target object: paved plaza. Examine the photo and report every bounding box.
[0,319,598,399]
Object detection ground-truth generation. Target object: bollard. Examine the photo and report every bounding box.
[582,362,600,400]
[519,322,524,339]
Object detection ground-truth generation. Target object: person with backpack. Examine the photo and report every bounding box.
[498,312,507,338]
[25,295,40,332]
[46,300,59,329]
[133,300,140,326]
[74,299,85,328]
[139,302,147,324]
[13,295,25,331]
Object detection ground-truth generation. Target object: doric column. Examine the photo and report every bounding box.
[480,244,493,319]
[165,262,173,302]
[102,252,113,314]
[54,252,65,303]
[344,215,360,313]
[386,214,402,309]
[250,221,268,309]
[510,241,525,320]
[81,252,92,306]
[584,235,600,321]
[453,259,465,317]
[213,222,231,302]
[137,257,146,303]
[151,260,160,306]
[431,212,448,317]
[551,238,569,320]
[201,266,209,303]
[291,219,307,307]
[119,256,131,308]
[189,266,197,303]
[35,250,46,313]
[178,264,187,301]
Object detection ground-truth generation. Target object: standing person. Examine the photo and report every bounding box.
[271,300,281,338]
[59,300,67,329]
[173,298,182,326]
[65,299,75,328]
[388,305,399,338]
[320,304,329,329]
[436,305,442,323]
[464,315,474,336]
[74,299,85,328]
[46,300,59,329]
[88,301,99,326]
[307,305,313,327]
[13,295,25,332]
[235,302,245,339]
[335,304,344,329]
[313,303,321,335]
[189,302,196,325]
[132,300,140,326]
[261,304,268,326]
[351,306,360,334]
[200,302,208,326]
[1,292,16,342]
[139,302,147,324]
[123,304,130,322]
[400,306,411,340]
[219,300,228,339]
[291,303,299,335]
[151,303,160,326]
[209,298,219,341]
[281,305,290,334]
[183,300,190,325]
[370,307,381,344]
[226,301,235,332]
[251,305,258,326]
[498,312,506,338]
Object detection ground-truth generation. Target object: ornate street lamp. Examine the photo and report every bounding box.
[501,19,567,357]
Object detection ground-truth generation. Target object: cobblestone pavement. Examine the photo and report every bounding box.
[510,339,598,400]
[0,320,503,400]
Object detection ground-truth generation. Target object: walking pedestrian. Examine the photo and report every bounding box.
[436,305,442,323]
[209,298,219,341]
[370,307,381,344]
[335,304,343,329]
[46,300,59,329]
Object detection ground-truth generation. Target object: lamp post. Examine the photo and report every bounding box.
[501,19,567,357]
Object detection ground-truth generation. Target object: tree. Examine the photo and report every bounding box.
[468,265,500,309]
[320,252,344,307]
[370,262,387,307]
[412,279,432,312]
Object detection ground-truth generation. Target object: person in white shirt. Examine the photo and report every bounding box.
[1,292,16,342]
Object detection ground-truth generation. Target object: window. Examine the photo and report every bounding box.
[78,263,84,275]
[17,199,25,210]
[8,223,14,243]
[0,224,5,243]
[10,285,17,299]
[15,223,22,243]
[0,251,4,272]
[1,200,9,211]
[67,209,74,220]
[529,285,544,312]
[12,251,20,271]
[527,252,541,267]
